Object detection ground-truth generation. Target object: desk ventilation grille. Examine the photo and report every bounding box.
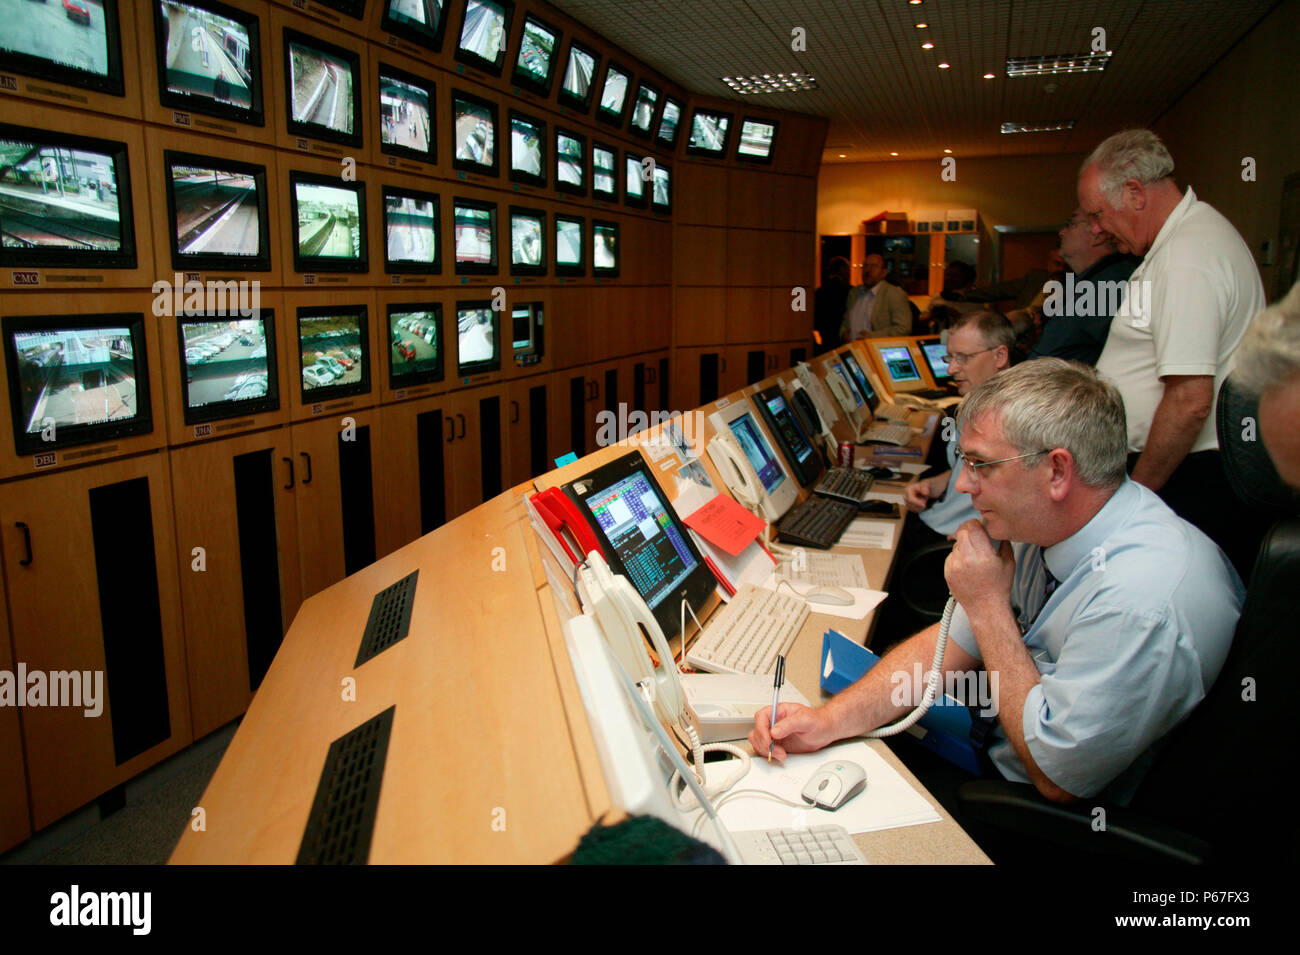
[296,705,395,865]
[355,570,418,667]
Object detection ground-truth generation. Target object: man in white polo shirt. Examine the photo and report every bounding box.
[1078,129,1267,579]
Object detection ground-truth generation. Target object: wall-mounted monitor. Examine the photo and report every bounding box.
[509,206,545,277]
[629,82,659,136]
[0,124,137,271]
[455,300,499,375]
[591,143,617,201]
[596,63,630,126]
[178,311,278,424]
[0,0,125,96]
[554,214,584,277]
[557,39,598,113]
[452,197,497,275]
[651,164,671,214]
[387,303,443,388]
[2,313,152,456]
[163,151,270,273]
[153,0,262,126]
[451,88,499,177]
[592,220,618,278]
[687,108,732,158]
[380,0,448,51]
[508,110,546,188]
[623,153,647,209]
[378,65,435,164]
[297,304,370,401]
[283,28,362,149]
[382,185,440,274]
[288,171,367,274]
[554,127,585,196]
[737,118,777,162]
[655,97,683,148]
[454,0,512,76]
[511,301,543,366]
[511,13,560,96]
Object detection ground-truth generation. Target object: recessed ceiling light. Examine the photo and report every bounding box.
[910,0,923,5]
[983,72,996,79]
[1006,52,1112,77]
[721,72,819,94]
[839,154,846,158]
[890,151,899,156]
[916,23,928,29]
[938,62,950,69]
[1000,120,1077,134]
[922,42,934,49]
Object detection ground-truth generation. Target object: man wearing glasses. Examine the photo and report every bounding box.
[752,360,1242,814]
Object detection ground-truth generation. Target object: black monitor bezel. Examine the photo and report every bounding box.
[281,27,363,150]
[508,205,547,277]
[450,87,501,178]
[506,109,547,188]
[0,0,125,97]
[916,336,952,382]
[379,0,449,52]
[163,149,272,273]
[752,384,821,487]
[454,299,500,375]
[386,302,445,389]
[288,170,369,274]
[590,141,618,201]
[510,11,561,97]
[3,311,153,456]
[452,0,514,77]
[556,38,599,114]
[595,61,632,127]
[0,123,138,271]
[153,0,264,126]
[381,184,442,275]
[177,309,280,425]
[622,151,648,209]
[736,116,778,164]
[296,303,371,403]
[553,125,586,197]
[839,349,879,407]
[451,196,498,276]
[627,81,661,138]
[685,107,733,158]
[510,300,543,361]
[553,213,585,277]
[591,219,619,279]
[314,0,366,18]
[655,96,684,149]
[377,62,437,165]
[650,161,672,214]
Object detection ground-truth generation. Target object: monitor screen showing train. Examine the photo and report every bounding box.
[154,0,262,126]
[289,173,366,273]
[456,302,499,374]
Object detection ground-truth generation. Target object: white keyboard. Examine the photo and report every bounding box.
[733,824,868,865]
[872,402,913,423]
[686,584,809,676]
[859,420,914,446]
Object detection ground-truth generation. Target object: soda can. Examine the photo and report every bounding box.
[838,441,854,469]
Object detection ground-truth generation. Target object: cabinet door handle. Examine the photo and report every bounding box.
[15,521,32,567]
[510,400,519,424]
[720,357,727,373]
[457,413,466,439]
[282,456,294,490]
[300,451,313,484]
[445,415,455,443]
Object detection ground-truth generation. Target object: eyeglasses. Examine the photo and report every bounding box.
[942,347,996,365]
[955,447,1052,473]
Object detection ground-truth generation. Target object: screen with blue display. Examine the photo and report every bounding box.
[762,393,814,467]
[730,413,785,495]
[831,363,863,408]
[841,351,878,405]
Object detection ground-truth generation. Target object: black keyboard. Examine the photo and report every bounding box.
[777,496,858,549]
[913,388,954,400]
[813,467,874,505]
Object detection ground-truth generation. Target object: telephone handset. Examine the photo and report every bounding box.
[824,368,858,417]
[529,487,603,567]
[707,432,773,523]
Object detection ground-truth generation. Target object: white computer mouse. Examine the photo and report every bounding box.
[803,585,854,607]
[801,760,868,810]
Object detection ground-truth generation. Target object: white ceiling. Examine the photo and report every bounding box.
[547,0,1280,163]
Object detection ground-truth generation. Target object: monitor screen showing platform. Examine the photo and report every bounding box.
[285,30,360,148]
[555,129,584,193]
[155,1,261,124]
[509,112,545,185]
[555,215,583,274]
[737,119,776,161]
[656,98,682,147]
[290,174,366,273]
[453,199,496,273]
[687,109,730,156]
[378,68,434,162]
[165,152,270,272]
[597,64,629,121]
[383,187,439,273]
[456,302,499,374]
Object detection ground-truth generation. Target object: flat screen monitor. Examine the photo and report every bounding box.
[163,151,271,273]
[297,304,369,401]
[452,197,496,274]
[387,304,443,388]
[710,400,797,522]
[283,28,362,149]
[596,63,630,125]
[378,65,435,164]
[629,83,659,135]
[840,350,879,407]
[178,311,278,424]
[737,118,777,162]
[592,220,618,277]
[382,185,440,274]
[511,301,543,365]
[919,339,952,382]
[554,128,585,196]
[730,412,785,497]
[878,345,922,385]
[153,0,262,125]
[0,0,124,96]
[508,110,545,187]
[753,385,819,487]
[0,124,137,271]
[655,97,682,148]
[454,0,511,76]
[557,39,598,112]
[592,143,617,200]
[828,361,863,409]
[289,172,367,274]
[511,13,559,96]
[381,0,447,51]
[651,164,671,213]
[554,214,583,277]
[687,109,731,157]
[624,154,646,207]
[3,312,152,455]
[883,236,914,255]
[451,88,498,177]
[455,300,499,374]
[509,206,545,277]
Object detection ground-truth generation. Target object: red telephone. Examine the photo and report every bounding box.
[530,487,604,564]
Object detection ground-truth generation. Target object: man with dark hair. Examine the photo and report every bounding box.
[813,256,851,355]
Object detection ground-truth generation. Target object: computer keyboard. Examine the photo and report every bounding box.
[777,495,858,549]
[859,420,914,446]
[686,583,809,676]
[814,467,875,505]
[872,402,912,423]
[732,824,868,865]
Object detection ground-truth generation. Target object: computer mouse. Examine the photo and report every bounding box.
[859,500,900,517]
[867,466,901,480]
[801,760,868,810]
[803,585,854,607]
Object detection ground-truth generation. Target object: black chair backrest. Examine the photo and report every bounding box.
[1215,376,1299,512]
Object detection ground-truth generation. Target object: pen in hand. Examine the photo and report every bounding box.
[768,655,785,763]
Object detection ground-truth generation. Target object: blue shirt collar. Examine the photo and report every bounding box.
[1042,478,1139,582]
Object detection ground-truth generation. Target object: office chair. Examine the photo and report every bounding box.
[955,378,1299,864]
[897,539,954,621]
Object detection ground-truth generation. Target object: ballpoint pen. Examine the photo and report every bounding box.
[768,654,785,762]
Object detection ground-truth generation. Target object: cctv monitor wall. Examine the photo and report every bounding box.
[177,311,279,424]
[455,300,499,375]
[557,39,598,113]
[454,0,512,76]
[281,26,363,151]
[591,143,618,201]
[655,97,683,149]
[153,0,264,127]
[736,118,777,163]
[379,0,448,52]
[450,88,499,178]
[382,184,441,274]
[554,214,584,277]
[163,150,272,273]
[288,170,368,274]
[511,13,560,97]
[554,127,585,196]
[386,302,444,390]
[297,303,370,404]
[451,196,497,276]
[686,108,731,158]
[509,206,546,277]
[508,110,546,188]
[377,64,435,166]
[592,220,618,278]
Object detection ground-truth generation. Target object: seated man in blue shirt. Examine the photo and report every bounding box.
[751,359,1243,804]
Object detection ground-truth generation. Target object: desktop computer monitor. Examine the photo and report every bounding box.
[708,402,797,523]
[752,385,822,487]
[870,342,929,394]
[840,350,881,410]
[918,337,953,385]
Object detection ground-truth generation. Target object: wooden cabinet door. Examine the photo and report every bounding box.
[376,396,451,557]
[505,376,550,488]
[0,582,30,853]
[444,383,505,518]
